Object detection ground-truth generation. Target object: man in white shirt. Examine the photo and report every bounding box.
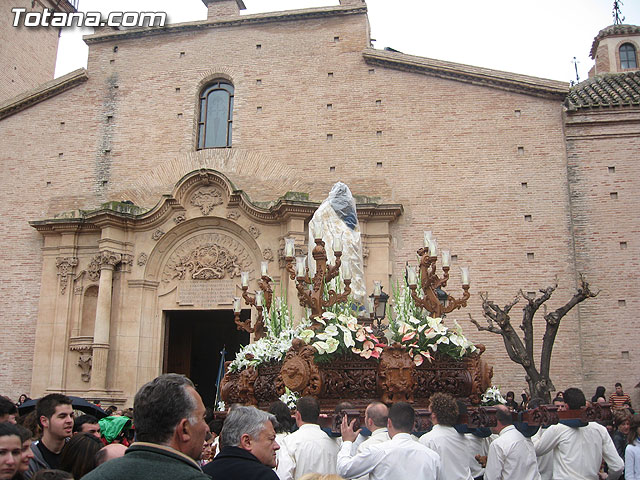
[337,401,441,480]
[276,396,338,480]
[533,387,623,480]
[419,393,473,480]
[485,404,541,480]
[351,402,390,480]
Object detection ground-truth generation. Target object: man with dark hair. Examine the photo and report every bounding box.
[337,401,441,480]
[81,373,210,480]
[203,406,279,479]
[610,382,633,411]
[420,392,474,479]
[534,387,623,479]
[25,393,74,479]
[72,415,100,438]
[485,404,540,480]
[277,396,338,480]
[0,397,18,424]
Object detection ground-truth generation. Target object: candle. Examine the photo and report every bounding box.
[333,235,342,253]
[312,222,322,240]
[429,238,438,257]
[373,281,382,296]
[261,261,269,277]
[255,291,263,307]
[341,262,352,280]
[233,297,241,313]
[407,265,417,285]
[296,256,306,277]
[423,231,432,248]
[441,250,451,267]
[460,266,470,285]
[241,271,249,287]
[285,238,295,257]
[367,297,375,315]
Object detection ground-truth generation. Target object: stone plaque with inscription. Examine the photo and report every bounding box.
[178,280,235,307]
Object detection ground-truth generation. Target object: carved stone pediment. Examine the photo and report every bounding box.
[191,187,224,215]
[162,233,253,283]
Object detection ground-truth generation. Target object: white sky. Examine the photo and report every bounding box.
[55,0,640,83]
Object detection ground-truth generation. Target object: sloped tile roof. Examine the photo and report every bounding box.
[564,71,640,111]
[590,24,640,58]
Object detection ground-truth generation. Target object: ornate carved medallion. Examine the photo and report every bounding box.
[279,339,322,397]
[191,187,223,215]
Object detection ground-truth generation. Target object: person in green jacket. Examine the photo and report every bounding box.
[81,374,211,480]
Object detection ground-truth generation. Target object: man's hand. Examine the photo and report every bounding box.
[341,415,361,443]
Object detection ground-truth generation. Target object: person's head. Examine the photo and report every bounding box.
[17,395,29,405]
[104,406,118,416]
[627,415,640,445]
[94,443,127,466]
[31,470,73,480]
[15,424,34,474]
[429,393,458,427]
[73,415,100,438]
[268,401,294,434]
[0,397,17,424]
[552,396,567,411]
[364,402,388,431]
[208,418,224,437]
[563,388,586,410]
[59,432,102,479]
[615,383,623,395]
[387,402,414,435]
[492,405,513,434]
[506,391,514,401]
[36,394,73,441]
[594,386,606,399]
[614,410,632,435]
[133,373,208,461]
[295,397,320,425]
[220,406,279,468]
[0,422,21,480]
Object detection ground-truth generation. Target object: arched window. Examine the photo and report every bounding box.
[620,43,637,69]
[198,80,234,148]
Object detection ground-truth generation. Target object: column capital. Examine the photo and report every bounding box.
[98,251,122,269]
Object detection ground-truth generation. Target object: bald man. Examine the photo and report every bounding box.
[95,444,127,466]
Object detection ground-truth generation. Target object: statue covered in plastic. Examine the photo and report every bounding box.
[308,182,366,304]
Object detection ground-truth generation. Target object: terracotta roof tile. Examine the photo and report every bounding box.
[564,71,640,111]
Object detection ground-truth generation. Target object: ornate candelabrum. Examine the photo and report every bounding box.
[406,231,470,318]
[283,230,352,330]
[233,261,273,340]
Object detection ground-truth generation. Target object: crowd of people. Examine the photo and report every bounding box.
[1,376,638,480]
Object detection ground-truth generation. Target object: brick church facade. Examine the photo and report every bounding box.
[0,0,638,407]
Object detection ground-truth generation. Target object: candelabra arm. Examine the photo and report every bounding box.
[322,279,352,308]
[254,306,265,340]
[234,311,254,334]
[285,256,297,280]
[441,285,471,315]
[258,276,273,311]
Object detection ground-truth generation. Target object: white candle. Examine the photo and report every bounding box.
[460,266,470,285]
[441,250,451,267]
[285,238,295,257]
[312,222,322,240]
[296,256,306,277]
[373,281,382,296]
[367,297,375,315]
[342,262,352,280]
[429,238,438,257]
[255,291,263,307]
[241,271,249,287]
[333,235,342,253]
[261,261,269,277]
[407,265,417,285]
[233,297,242,313]
[423,231,432,248]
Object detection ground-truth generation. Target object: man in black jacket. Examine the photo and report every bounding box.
[203,406,279,480]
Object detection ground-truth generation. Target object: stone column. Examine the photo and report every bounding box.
[90,251,121,394]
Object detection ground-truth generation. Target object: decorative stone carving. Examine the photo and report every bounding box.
[191,187,223,215]
[87,251,123,281]
[174,214,186,224]
[377,343,416,403]
[118,254,133,273]
[162,233,253,283]
[56,257,78,295]
[362,246,370,267]
[248,225,261,238]
[74,285,84,295]
[227,211,240,220]
[77,352,92,382]
[262,248,274,262]
[137,253,148,266]
[278,339,322,397]
[152,229,165,241]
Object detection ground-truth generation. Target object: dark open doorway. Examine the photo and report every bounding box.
[163,309,250,408]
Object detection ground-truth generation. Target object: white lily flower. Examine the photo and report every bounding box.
[325,337,340,353]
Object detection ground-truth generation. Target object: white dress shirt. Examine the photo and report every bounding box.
[485,425,541,480]
[337,432,441,480]
[530,427,553,480]
[465,433,492,478]
[533,422,623,480]
[276,423,339,480]
[626,440,640,480]
[420,425,473,480]
[353,428,391,480]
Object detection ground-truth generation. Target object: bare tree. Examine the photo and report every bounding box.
[469,275,597,403]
